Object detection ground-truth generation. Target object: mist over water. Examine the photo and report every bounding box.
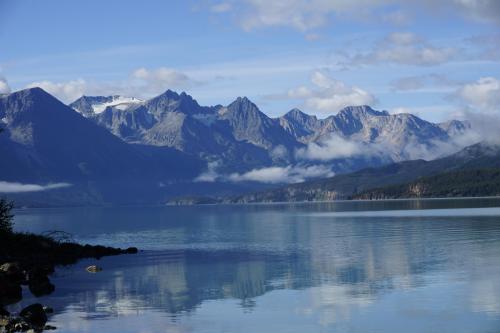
[10,199,500,333]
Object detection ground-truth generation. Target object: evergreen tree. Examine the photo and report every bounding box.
[0,199,13,234]
[0,127,14,234]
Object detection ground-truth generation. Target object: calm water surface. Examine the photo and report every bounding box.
[8,198,500,333]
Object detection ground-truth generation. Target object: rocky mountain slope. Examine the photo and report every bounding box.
[70,90,473,178]
[0,88,205,205]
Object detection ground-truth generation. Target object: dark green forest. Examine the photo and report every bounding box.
[354,169,500,200]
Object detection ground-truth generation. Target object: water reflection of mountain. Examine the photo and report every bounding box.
[13,211,500,321]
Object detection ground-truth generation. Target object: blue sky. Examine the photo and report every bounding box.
[0,0,499,122]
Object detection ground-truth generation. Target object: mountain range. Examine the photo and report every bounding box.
[70,90,472,174]
[0,87,482,205]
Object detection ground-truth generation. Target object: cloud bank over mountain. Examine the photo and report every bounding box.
[287,71,376,114]
[0,77,11,94]
[457,77,500,113]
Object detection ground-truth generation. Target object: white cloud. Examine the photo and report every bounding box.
[24,67,194,103]
[0,181,72,193]
[212,1,500,33]
[269,145,289,160]
[463,110,500,144]
[210,2,232,12]
[400,135,479,161]
[0,77,11,94]
[345,32,456,66]
[455,77,500,144]
[457,77,500,112]
[216,0,391,32]
[450,0,500,24]
[26,79,87,103]
[228,164,334,184]
[131,67,192,90]
[239,0,327,32]
[296,134,371,161]
[194,160,334,184]
[288,71,376,114]
[296,128,478,163]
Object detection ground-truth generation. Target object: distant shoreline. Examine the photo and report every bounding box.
[165,195,500,206]
[8,195,500,209]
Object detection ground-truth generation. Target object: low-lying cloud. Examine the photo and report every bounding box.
[296,129,481,163]
[296,134,371,161]
[193,161,221,182]
[0,181,72,193]
[228,164,334,184]
[398,134,481,161]
[462,111,500,145]
[456,77,500,113]
[194,163,334,184]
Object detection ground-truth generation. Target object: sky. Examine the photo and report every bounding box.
[0,0,499,122]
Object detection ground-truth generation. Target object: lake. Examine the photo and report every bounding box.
[8,198,500,333]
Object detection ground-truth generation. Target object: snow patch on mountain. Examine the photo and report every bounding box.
[92,96,143,113]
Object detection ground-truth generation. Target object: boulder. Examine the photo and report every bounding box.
[42,306,53,314]
[27,267,55,297]
[19,303,47,327]
[28,276,55,297]
[0,273,22,306]
[86,265,102,273]
[0,262,25,284]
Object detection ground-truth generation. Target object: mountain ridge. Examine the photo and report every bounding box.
[68,90,473,175]
[0,88,206,205]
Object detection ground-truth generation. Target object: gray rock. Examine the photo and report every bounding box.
[86,265,102,273]
[0,263,24,283]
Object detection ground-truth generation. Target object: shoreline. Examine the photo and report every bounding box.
[10,195,500,210]
[0,231,137,332]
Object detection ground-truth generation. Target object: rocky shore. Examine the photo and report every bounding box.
[0,231,138,332]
